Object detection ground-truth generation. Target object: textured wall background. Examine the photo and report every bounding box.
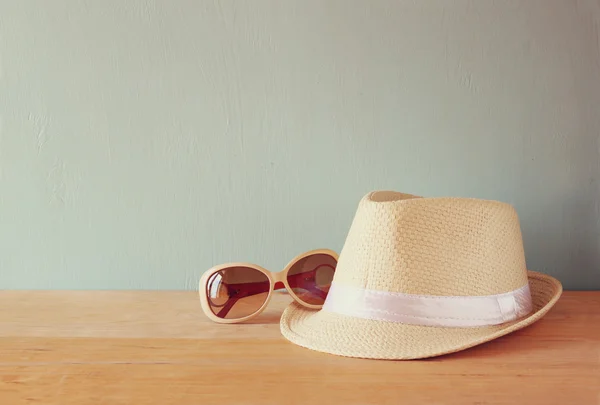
[1,1,599,290]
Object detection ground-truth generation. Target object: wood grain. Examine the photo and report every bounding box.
[0,291,599,405]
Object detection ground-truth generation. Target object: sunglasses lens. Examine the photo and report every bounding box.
[206,267,270,319]
[287,253,337,305]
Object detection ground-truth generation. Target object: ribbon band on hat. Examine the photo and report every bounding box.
[322,282,533,328]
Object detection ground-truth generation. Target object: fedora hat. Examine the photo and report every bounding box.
[280,191,562,359]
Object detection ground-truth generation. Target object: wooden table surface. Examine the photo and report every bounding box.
[1,290,599,405]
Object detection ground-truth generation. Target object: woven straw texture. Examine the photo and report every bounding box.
[280,191,563,359]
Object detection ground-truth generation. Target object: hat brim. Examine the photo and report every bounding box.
[280,271,562,360]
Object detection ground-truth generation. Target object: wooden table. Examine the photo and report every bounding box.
[1,291,599,404]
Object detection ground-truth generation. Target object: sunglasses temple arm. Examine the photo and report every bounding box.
[216,297,240,318]
[215,280,271,318]
[286,272,328,300]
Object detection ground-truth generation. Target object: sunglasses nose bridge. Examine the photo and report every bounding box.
[272,270,287,284]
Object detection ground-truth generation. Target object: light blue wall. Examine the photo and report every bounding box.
[1,0,599,290]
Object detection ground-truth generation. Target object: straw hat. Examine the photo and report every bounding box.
[280,191,562,359]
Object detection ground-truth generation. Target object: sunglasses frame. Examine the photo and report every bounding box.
[199,248,339,324]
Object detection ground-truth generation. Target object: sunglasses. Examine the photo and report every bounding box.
[199,249,338,323]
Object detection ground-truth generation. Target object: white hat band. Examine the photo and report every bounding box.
[323,282,533,328]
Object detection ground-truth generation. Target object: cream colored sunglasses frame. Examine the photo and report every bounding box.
[199,248,339,324]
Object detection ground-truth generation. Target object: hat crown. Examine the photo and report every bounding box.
[333,191,529,296]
